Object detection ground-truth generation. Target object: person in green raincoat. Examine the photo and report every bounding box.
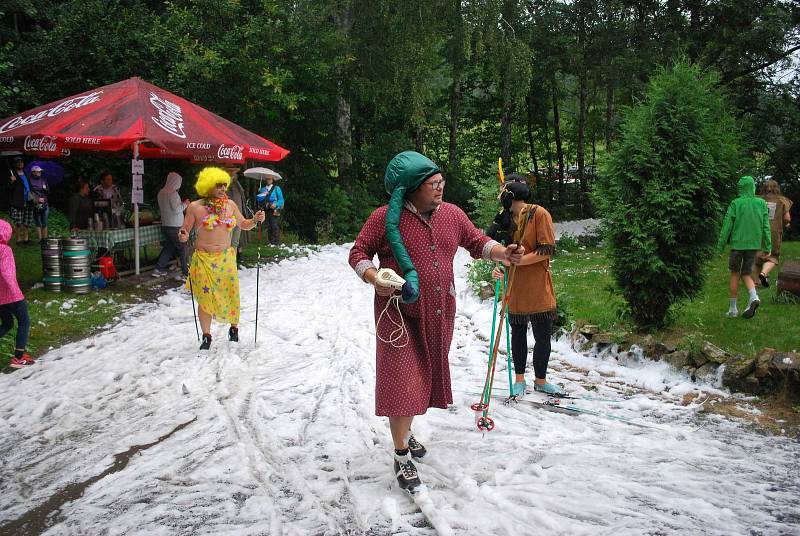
[717,175,771,319]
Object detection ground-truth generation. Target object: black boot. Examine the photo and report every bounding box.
[394,453,422,492]
[407,434,427,459]
[228,326,239,342]
[199,334,212,350]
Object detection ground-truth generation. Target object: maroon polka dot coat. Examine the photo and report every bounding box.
[349,202,496,416]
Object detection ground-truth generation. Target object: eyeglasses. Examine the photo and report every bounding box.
[428,179,446,190]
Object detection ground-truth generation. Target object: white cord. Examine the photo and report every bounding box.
[377,295,409,348]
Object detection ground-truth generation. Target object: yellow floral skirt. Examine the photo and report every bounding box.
[186,247,240,324]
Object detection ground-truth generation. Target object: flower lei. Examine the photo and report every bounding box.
[201,195,236,231]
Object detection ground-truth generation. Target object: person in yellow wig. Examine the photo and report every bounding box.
[178,167,265,350]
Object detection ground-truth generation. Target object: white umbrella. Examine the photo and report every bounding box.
[244,167,282,181]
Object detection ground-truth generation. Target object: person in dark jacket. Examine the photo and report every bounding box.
[68,179,93,232]
[28,165,50,242]
[6,156,34,245]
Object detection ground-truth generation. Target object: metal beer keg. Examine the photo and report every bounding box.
[61,238,92,294]
[41,238,63,292]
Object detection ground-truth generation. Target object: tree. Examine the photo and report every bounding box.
[593,60,746,328]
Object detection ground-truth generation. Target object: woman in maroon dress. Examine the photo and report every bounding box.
[349,151,524,491]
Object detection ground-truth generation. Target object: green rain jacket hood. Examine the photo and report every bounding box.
[384,151,441,303]
[717,176,772,253]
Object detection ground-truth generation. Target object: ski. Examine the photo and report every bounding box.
[475,392,665,429]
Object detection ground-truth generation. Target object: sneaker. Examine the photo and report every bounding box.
[199,334,212,350]
[742,299,760,319]
[151,269,166,278]
[407,435,427,459]
[759,273,769,288]
[725,310,738,318]
[9,354,35,368]
[394,456,422,492]
[534,382,567,396]
[228,326,239,342]
[512,381,527,396]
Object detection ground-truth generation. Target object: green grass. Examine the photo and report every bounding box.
[550,241,800,356]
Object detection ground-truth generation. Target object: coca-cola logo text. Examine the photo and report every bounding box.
[23,136,58,153]
[0,91,103,134]
[150,92,186,139]
[217,144,243,160]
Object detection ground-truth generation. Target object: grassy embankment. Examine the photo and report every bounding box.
[551,240,800,356]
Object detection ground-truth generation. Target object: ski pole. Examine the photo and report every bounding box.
[504,269,513,397]
[188,272,200,341]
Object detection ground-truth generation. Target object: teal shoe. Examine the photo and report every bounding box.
[533,382,566,396]
[512,381,527,396]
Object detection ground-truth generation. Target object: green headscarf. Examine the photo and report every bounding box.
[384,151,441,304]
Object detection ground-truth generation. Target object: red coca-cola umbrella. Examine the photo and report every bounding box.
[0,77,289,275]
[0,76,289,163]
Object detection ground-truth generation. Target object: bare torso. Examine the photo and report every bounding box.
[185,199,244,253]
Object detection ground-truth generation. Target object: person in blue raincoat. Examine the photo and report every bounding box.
[257,175,284,244]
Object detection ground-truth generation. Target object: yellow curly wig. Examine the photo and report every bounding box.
[195,167,231,198]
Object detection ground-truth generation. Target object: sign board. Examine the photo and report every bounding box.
[131,188,144,204]
[131,159,144,175]
[132,174,143,189]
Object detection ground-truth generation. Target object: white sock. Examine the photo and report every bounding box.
[729,298,737,312]
[748,288,758,303]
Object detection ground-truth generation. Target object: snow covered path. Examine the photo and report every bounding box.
[1,244,798,536]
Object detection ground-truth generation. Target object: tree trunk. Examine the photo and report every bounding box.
[542,110,554,206]
[526,92,539,178]
[333,2,353,183]
[577,70,588,217]
[552,75,565,201]
[447,0,465,170]
[605,80,614,152]
[336,92,353,181]
[500,73,513,169]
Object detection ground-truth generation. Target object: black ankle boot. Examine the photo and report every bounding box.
[200,334,212,350]
[394,455,422,492]
[228,326,239,342]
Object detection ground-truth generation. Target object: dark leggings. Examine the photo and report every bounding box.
[0,300,30,351]
[511,317,553,379]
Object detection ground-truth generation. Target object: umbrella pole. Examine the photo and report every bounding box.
[254,177,263,344]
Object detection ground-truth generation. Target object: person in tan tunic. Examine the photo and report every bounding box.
[492,180,561,396]
[178,167,265,350]
[754,180,793,287]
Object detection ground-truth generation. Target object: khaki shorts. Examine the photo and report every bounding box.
[729,250,757,274]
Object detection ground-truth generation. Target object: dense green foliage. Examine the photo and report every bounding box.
[1,1,798,243]
[593,61,746,328]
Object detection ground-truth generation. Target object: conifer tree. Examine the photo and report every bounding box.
[593,60,746,328]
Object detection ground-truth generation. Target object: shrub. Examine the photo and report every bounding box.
[593,60,746,329]
[467,259,496,296]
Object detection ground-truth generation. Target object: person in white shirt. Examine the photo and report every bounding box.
[152,172,189,278]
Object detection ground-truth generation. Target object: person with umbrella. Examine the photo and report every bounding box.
[178,167,266,350]
[251,168,284,245]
